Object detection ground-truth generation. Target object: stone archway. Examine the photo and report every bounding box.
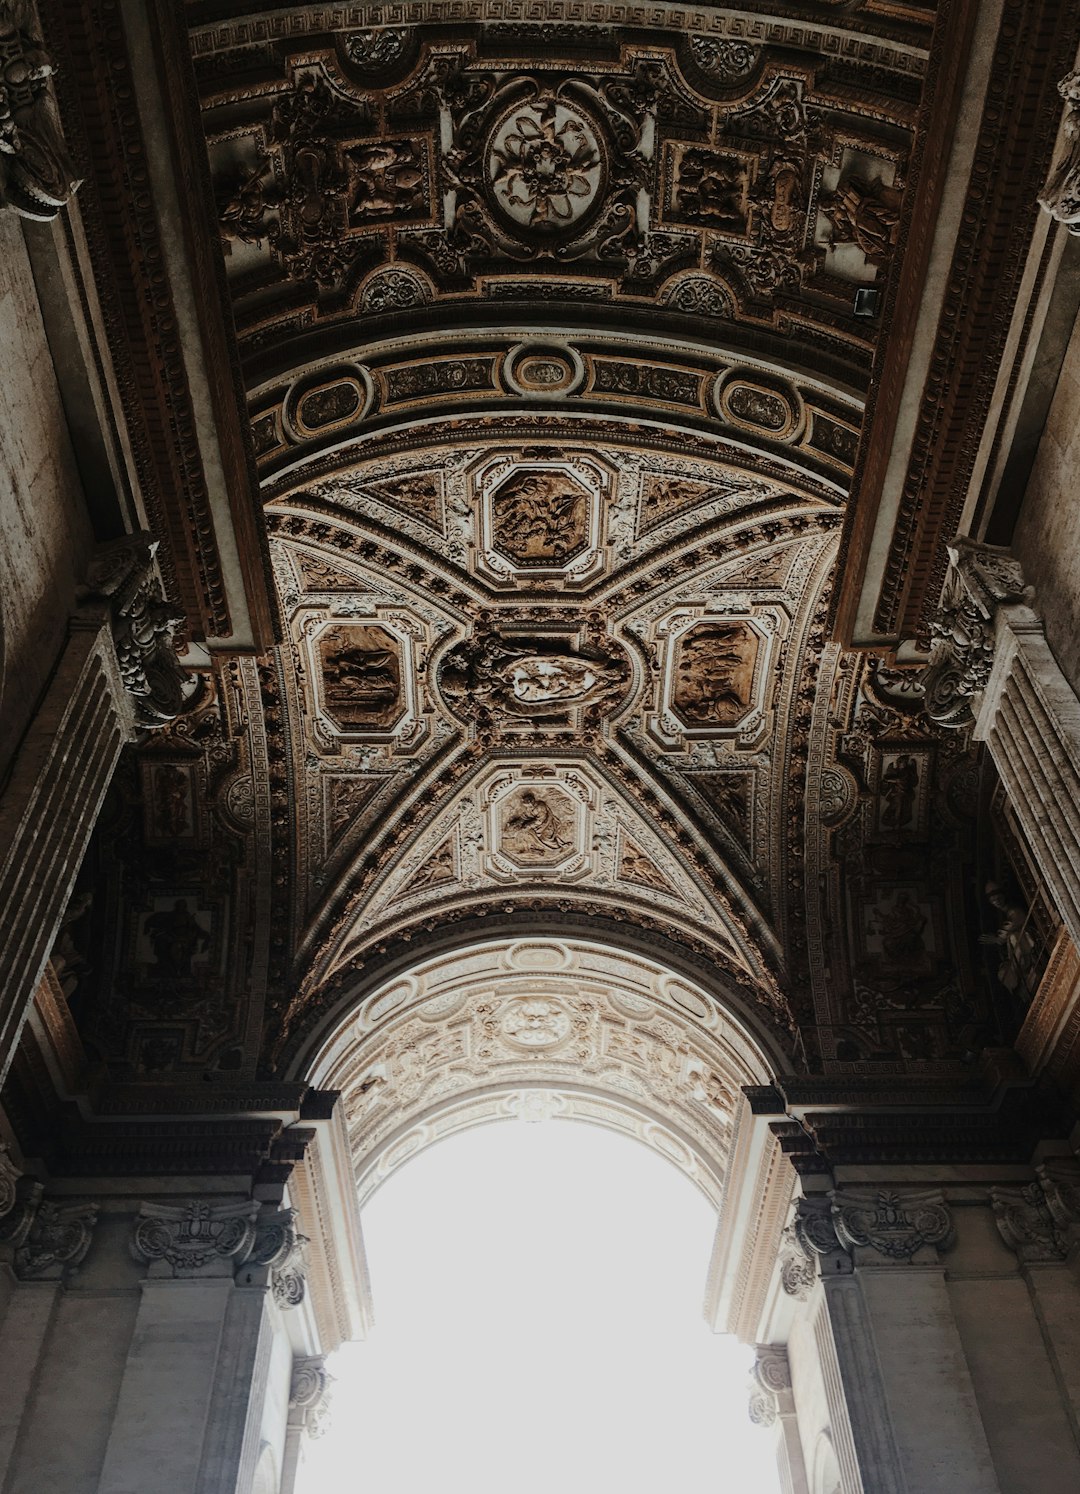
[305,935,775,1215]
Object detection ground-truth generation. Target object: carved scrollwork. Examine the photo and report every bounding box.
[832,1188,953,1260]
[0,3,81,220]
[290,1354,333,1439]
[747,1345,790,1429]
[792,1195,841,1259]
[0,1141,19,1219]
[130,1199,261,1274]
[82,533,201,730]
[993,1165,1080,1262]
[13,1200,98,1279]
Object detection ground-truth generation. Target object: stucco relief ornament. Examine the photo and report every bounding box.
[498,997,572,1051]
[290,1355,334,1439]
[13,1200,98,1278]
[1039,71,1080,233]
[0,2,81,220]
[131,1199,261,1274]
[832,1189,953,1259]
[81,532,201,729]
[991,1182,1069,1262]
[487,94,603,234]
[920,538,1030,728]
[438,625,629,729]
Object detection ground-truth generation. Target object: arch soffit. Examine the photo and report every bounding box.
[305,935,776,1206]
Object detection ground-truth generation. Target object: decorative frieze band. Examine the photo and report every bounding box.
[130,1199,308,1305]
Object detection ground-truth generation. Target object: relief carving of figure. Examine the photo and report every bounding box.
[870,889,928,965]
[440,629,629,725]
[821,176,901,267]
[675,149,747,231]
[980,882,1038,1000]
[491,471,589,565]
[319,625,403,728]
[501,789,573,860]
[880,753,919,832]
[350,140,424,219]
[143,899,210,981]
[673,622,757,727]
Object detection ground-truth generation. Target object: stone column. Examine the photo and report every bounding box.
[0,534,200,1086]
[790,1187,1002,1494]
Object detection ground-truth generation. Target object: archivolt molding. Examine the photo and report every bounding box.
[307,936,773,1206]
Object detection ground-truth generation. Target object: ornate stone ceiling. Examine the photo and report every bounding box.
[29,2,1032,1141]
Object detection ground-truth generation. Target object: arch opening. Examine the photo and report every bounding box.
[296,1120,783,1494]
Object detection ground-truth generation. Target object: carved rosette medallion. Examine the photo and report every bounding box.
[486,95,605,238]
[498,997,573,1051]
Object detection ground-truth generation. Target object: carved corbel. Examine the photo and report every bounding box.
[1039,71,1080,235]
[778,1223,817,1301]
[130,1199,261,1276]
[832,1188,954,1260]
[993,1164,1080,1263]
[0,3,81,221]
[289,1355,333,1440]
[80,533,201,731]
[919,539,1029,729]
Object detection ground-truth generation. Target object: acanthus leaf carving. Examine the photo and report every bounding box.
[919,539,1029,730]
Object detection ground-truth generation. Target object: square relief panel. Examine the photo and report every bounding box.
[481,766,595,882]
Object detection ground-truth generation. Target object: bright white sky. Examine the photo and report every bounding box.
[298,1115,783,1494]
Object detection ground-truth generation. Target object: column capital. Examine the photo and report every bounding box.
[289,1355,333,1440]
[920,537,1031,728]
[0,1145,98,1279]
[0,3,81,221]
[787,1187,954,1279]
[992,1162,1080,1262]
[1039,70,1080,235]
[131,1199,310,1303]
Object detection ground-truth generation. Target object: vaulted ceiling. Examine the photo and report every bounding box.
[20,0,1079,1156]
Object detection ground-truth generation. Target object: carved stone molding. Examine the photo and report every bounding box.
[833,1188,953,1260]
[0,1,80,220]
[1039,71,1080,234]
[130,1199,261,1276]
[82,535,201,731]
[289,1355,333,1440]
[920,539,1029,729]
